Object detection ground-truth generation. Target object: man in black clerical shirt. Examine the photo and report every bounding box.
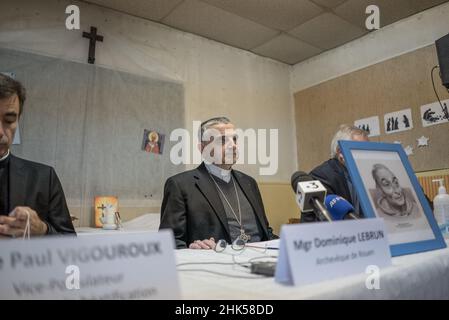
[159,117,276,249]
[0,73,75,238]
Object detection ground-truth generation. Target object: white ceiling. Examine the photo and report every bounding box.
[81,0,449,65]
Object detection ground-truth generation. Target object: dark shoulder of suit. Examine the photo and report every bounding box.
[310,159,348,194]
[301,159,350,223]
[9,155,76,235]
[14,155,52,172]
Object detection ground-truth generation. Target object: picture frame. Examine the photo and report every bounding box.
[339,140,446,256]
[141,129,165,155]
[94,196,118,228]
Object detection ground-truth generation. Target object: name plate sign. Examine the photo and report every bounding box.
[0,230,179,299]
[275,219,392,286]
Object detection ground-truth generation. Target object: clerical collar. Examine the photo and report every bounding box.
[0,150,10,162]
[205,163,232,183]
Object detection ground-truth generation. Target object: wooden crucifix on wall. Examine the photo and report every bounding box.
[82,26,103,64]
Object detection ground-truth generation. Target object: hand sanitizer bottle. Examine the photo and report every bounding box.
[433,179,449,237]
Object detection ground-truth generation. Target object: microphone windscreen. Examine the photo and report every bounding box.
[291,171,312,191]
[325,195,355,220]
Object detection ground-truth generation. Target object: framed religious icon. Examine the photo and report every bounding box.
[94,196,118,228]
[339,140,446,256]
[141,129,164,155]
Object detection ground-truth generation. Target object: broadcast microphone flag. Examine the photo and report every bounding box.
[291,171,333,221]
[325,195,359,220]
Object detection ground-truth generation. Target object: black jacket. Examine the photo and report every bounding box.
[304,158,355,222]
[159,163,275,249]
[8,154,75,235]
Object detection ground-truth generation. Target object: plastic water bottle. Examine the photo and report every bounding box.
[433,179,449,238]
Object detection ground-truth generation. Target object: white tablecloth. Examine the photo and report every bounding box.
[176,240,449,300]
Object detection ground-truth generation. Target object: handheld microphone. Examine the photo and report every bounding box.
[325,195,359,220]
[291,171,333,221]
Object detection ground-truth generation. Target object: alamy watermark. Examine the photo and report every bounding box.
[366,5,380,30]
[170,121,278,176]
[65,265,80,290]
[65,3,381,32]
[65,5,80,30]
[365,265,381,290]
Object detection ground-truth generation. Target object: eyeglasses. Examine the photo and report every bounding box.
[214,238,246,253]
[215,238,281,253]
[202,133,238,146]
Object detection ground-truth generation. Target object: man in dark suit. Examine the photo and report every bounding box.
[0,74,75,238]
[303,125,369,223]
[159,117,276,249]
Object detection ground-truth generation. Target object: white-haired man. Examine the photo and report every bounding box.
[304,125,369,222]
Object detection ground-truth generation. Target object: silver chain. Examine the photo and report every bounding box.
[209,173,242,227]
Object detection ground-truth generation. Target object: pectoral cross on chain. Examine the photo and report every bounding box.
[239,229,251,243]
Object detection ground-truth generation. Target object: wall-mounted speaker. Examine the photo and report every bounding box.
[436,33,449,89]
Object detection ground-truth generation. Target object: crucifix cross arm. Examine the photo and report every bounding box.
[82,26,103,64]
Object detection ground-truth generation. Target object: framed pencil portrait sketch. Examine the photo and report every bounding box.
[338,141,446,257]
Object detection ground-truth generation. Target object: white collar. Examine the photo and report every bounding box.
[205,163,232,183]
[0,150,10,162]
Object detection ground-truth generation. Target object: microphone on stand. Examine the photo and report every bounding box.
[324,195,359,220]
[291,171,333,222]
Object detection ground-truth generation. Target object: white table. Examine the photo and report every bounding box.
[176,241,449,300]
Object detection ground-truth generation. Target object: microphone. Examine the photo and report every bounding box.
[291,171,333,221]
[324,195,359,221]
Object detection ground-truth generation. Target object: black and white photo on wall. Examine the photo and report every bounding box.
[384,108,413,134]
[354,116,380,137]
[420,99,449,127]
